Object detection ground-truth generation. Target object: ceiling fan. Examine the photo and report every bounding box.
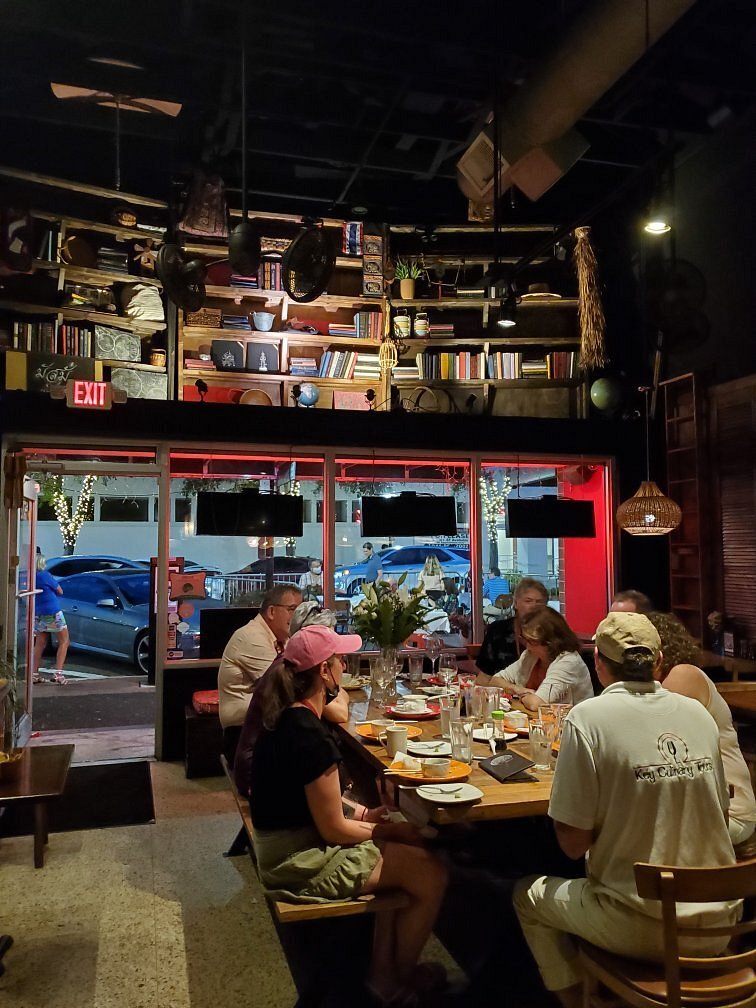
[50,83,182,118]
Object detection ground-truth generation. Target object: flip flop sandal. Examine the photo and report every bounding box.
[32,673,44,684]
[51,672,69,685]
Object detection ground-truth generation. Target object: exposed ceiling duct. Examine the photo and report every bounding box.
[458,0,696,203]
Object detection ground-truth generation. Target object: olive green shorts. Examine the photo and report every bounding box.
[253,825,381,904]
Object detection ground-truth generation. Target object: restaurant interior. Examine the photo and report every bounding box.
[0,1,755,1006]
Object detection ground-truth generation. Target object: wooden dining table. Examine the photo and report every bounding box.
[337,686,553,827]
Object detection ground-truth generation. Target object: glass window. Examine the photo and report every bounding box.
[37,496,71,522]
[100,497,150,522]
[174,498,192,523]
[62,575,117,604]
[335,500,348,523]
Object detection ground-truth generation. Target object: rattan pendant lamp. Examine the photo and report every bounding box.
[616,387,681,535]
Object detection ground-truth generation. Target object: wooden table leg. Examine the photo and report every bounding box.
[33,803,48,868]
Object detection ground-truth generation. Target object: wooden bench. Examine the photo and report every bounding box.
[219,756,409,1005]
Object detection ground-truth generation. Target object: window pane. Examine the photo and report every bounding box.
[100,497,149,522]
[174,498,192,523]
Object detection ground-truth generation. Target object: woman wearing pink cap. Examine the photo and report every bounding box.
[249,624,448,1006]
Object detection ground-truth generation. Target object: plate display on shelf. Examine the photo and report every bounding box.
[416,782,484,804]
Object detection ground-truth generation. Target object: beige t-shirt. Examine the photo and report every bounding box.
[549,681,736,920]
[492,649,594,705]
[703,674,756,825]
[217,614,278,728]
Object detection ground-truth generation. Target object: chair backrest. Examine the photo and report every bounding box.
[634,859,756,1008]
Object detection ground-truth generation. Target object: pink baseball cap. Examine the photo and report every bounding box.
[283,625,362,671]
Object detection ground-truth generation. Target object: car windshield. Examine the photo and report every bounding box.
[115,575,151,606]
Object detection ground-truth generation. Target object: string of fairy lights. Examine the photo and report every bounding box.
[51,474,98,553]
[479,471,512,541]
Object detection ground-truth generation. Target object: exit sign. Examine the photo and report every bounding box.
[65,379,113,409]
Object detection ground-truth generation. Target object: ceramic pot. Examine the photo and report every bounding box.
[399,278,415,300]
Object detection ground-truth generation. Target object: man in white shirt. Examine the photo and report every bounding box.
[513,612,737,1008]
[218,583,302,760]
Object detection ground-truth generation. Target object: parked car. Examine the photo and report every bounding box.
[334,545,470,596]
[232,556,314,577]
[56,569,225,674]
[46,555,149,578]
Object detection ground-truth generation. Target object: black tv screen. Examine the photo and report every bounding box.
[196,491,304,537]
[507,497,595,538]
[199,607,258,659]
[360,493,457,537]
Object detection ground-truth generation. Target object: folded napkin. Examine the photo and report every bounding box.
[389,752,422,771]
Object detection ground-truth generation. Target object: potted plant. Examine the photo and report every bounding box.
[352,574,431,671]
[0,656,26,779]
[394,258,422,300]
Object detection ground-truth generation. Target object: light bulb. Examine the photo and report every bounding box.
[644,218,672,235]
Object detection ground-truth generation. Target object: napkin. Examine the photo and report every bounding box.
[390,752,422,771]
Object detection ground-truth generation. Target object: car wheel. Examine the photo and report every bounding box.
[134,632,151,675]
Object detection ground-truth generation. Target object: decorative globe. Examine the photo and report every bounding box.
[298,382,320,408]
[589,377,623,413]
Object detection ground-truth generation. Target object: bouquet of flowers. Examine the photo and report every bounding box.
[352,574,430,648]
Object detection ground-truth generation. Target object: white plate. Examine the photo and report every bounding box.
[416,782,484,804]
[406,740,452,757]
[419,685,446,696]
[473,727,518,743]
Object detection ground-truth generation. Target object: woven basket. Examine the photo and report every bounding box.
[185,307,222,328]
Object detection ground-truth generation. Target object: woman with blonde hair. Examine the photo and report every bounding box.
[250,624,448,1005]
[648,611,756,846]
[32,554,69,684]
[491,606,593,710]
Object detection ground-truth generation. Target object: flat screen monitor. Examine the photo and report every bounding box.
[196,490,303,537]
[360,492,457,537]
[199,607,258,659]
[507,497,596,538]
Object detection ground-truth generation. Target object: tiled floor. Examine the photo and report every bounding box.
[0,761,458,1008]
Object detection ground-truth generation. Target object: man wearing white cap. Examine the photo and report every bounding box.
[513,612,737,1008]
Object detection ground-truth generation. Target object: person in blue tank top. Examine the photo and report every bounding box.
[33,555,69,684]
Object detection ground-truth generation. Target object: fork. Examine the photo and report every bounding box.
[422,785,464,794]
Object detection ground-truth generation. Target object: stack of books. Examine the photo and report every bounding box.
[355,311,383,340]
[415,349,486,380]
[289,356,319,377]
[393,358,420,380]
[521,357,549,379]
[230,274,259,290]
[428,322,455,338]
[487,351,522,379]
[221,314,251,331]
[184,356,214,371]
[318,349,358,379]
[328,321,357,338]
[353,352,381,380]
[547,351,577,379]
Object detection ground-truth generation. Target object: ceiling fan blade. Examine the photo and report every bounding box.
[51,82,102,100]
[51,83,181,117]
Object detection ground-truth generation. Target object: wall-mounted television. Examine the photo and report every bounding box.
[360,492,457,537]
[199,607,258,659]
[507,497,595,538]
[196,490,304,537]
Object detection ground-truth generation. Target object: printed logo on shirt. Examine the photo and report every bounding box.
[634,732,714,784]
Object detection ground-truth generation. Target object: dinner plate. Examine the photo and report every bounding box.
[501,721,530,737]
[385,703,440,720]
[419,685,447,696]
[416,782,484,804]
[473,726,518,743]
[387,759,471,783]
[342,676,370,691]
[406,739,452,757]
[356,723,423,743]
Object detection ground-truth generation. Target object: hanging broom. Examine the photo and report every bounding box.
[573,226,607,370]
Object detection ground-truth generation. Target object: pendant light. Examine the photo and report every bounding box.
[616,387,681,535]
[228,5,260,276]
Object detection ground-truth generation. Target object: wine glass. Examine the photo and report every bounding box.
[425,635,442,680]
[438,651,458,689]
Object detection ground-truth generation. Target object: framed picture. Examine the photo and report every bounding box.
[245,342,280,373]
[211,339,246,371]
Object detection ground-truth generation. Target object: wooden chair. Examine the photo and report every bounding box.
[578,859,756,1008]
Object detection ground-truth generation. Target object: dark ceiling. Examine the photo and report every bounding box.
[0,0,754,229]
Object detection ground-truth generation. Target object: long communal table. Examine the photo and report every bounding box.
[338,689,552,826]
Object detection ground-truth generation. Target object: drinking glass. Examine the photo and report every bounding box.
[438,652,458,688]
[408,653,425,688]
[370,656,395,706]
[458,672,476,716]
[449,717,475,763]
[472,685,501,720]
[545,682,574,707]
[439,693,461,739]
[425,635,442,679]
[529,721,551,771]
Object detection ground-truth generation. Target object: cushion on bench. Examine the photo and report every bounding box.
[192,689,219,715]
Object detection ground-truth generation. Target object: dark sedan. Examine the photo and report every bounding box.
[57,569,224,674]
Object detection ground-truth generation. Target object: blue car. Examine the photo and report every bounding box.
[334,545,470,596]
[56,569,225,674]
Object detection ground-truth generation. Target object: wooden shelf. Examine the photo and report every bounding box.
[182,369,284,382]
[183,327,285,340]
[392,377,581,389]
[182,326,380,347]
[182,370,376,386]
[34,209,166,243]
[204,285,287,301]
[100,359,165,372]
[182,242,362,270]
[0,300,166,332]
[390,298,579,309]
[63,265,162,289]
[283,333,381,347]
[401,336,579,347]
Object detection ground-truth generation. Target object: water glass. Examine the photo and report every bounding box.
[438,652,458,687]
[472,685,501,720]
[449,717,474,763]
[408,653,424,687]
[439,693,461,738]
[370,655,395,705]
[545,683,574,706]
[529,721,551,771]
[458,672,476,715]
[345,653,362,678]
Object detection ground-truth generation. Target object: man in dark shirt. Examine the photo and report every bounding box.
[362,542,382,583]
[476,577,548,676]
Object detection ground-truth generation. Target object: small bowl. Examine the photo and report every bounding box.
[421,757,451,778]
[253,311,275,331]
